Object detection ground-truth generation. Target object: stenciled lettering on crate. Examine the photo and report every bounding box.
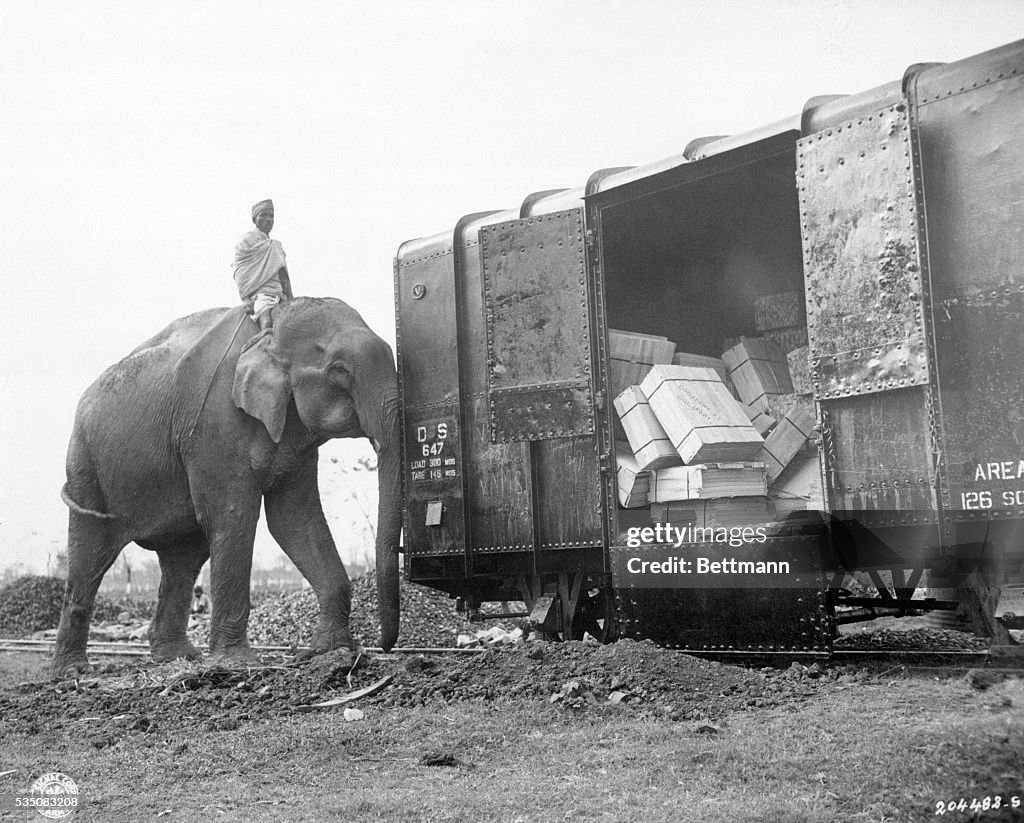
[640,365,764,464]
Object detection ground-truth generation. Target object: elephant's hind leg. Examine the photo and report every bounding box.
[52,512,125,679]
[149,536,209,662]
[265,456,355,656]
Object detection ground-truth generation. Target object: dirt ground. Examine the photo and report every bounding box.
[1,634,1022,822]
[0,641,830,741]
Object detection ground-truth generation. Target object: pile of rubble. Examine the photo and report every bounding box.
[185,572,502,649]
[372,639,775,718]
[0,640,850,746]
[12,572,516,651]
[835,625,989,652]
[0,576,66,637]
[1,575,156,640]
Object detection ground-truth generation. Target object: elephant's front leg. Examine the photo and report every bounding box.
[193,484,262,665]
[265,455,355,656]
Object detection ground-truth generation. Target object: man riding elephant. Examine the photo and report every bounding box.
[54,296,402,678]
[232,199,293,331]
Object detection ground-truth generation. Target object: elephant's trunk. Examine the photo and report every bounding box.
[368,391,402,651]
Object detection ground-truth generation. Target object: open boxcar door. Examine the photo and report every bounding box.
[798,101,945,579]
[589,131,833,654]
[479,209,596,442]
[478,208,607,636]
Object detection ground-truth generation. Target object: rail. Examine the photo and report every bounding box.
[0,638,486,657]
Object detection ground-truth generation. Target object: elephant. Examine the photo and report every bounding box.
[52,296,402,677]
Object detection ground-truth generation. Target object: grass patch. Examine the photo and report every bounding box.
[1,661,1022,823]
[0,652,50,686]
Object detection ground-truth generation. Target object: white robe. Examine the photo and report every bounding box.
[232,229,287,300]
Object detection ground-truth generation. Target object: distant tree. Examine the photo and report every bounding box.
[45,544,68,578]
[1,563,30,586]
[97,551,161,597]
[53,549,69,578]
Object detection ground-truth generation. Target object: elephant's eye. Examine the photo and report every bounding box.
[327,363,352,388]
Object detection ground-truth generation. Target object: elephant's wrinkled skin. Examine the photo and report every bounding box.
[53,297,402,677]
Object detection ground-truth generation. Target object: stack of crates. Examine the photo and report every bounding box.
[609,311,823,526]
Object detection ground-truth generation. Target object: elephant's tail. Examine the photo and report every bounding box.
[61,485,118,520]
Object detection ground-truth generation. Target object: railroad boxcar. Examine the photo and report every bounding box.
[393,39,1024,655]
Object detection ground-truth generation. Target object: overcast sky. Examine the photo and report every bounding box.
[1,1,1022,575]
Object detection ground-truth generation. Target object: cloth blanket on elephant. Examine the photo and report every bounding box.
[232,229,287,303]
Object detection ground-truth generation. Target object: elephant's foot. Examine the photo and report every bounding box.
[151,638,204,663]
[295,627,358,664]
[207,642,261,668]
[51,655,92,681]
[311,624,356,654]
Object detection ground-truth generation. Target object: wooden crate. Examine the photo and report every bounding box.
[757,397,816,483]
[754,291,806,331]
[766,392,798,421]
[613,385,682,471]
[648,500,696,525]
[651,497,772,529]
[787,345,813,395]
[608,329,675,399]
[721,337,794,413]
[769,452,825,513]
[771,497,807,518]
[648,462,768,502]
[640,365,764,464]
[762,325,808,354]
[671,351,734,395]
[742,403,776,436]
[615,444,651,508]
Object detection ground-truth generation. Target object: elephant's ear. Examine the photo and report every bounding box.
[232,336,292,443]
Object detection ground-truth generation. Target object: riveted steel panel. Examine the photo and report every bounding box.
[396,246,460,408]
[798,104,930,399]
[395,243,466,558]
[915,64,1024,517]
[812,335,929,398]
[913,39,1024,111]
[455,215,536,552]
[533,436,603,549]
[916,72,1024,298]
[401,408,465,556]
[463,393,534,551]
[489,383,593,440]
[615,587,830,652]
[818,388,938,516]
[480,210,594,441]
[935,292,1024,518]
[611,536,830,651]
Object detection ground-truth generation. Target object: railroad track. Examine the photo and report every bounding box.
[684,647,1003,669]
[0,638,484,657]
[3,637,1017,670]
